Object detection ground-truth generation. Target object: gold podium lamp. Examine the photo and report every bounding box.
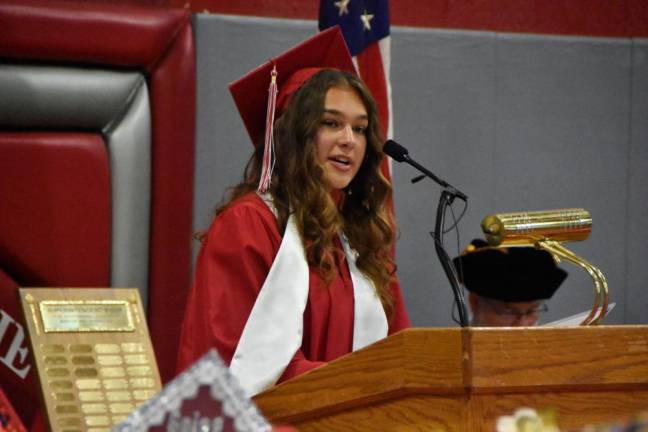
[18,288,162,432]
[481,209,608,325]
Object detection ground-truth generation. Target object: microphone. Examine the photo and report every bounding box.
[383,140,467,201]
[481,208,592,247]
[382,139,408,162]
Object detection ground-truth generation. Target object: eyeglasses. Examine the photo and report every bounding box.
[482,299,549,320]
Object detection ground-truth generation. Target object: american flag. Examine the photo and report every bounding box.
[319,0,393,179]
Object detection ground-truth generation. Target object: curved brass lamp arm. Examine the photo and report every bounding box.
[536,240,609,325]
[590,265,609,324]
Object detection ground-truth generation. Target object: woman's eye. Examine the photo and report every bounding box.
[353,125,367,134]
[321,119,339,128]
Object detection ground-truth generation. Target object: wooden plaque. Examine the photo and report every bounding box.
[18,288,162,432]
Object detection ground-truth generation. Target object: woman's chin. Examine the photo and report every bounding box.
[323,176,353,192]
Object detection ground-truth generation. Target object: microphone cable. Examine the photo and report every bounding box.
[427,191,469,326]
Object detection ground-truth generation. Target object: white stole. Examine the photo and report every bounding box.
[229,197,388,397]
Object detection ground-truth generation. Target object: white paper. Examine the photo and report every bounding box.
[543,302,615,327]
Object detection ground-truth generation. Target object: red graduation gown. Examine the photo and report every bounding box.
[176,193,410,383]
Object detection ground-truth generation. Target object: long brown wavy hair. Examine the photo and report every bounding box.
[214,69,397,317]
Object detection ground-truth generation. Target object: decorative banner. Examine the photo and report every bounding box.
[0,386,27,432]
[18,288,162,432]
[114,349,273,431]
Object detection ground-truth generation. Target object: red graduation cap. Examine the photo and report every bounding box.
[229,26,356,147]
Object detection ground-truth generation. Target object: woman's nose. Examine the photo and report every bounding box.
[339,124,356,146]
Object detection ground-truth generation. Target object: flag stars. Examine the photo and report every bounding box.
[360,9,374,31]
[334,0,350,16]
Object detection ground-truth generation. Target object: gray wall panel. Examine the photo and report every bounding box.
[193,14,648,327]
[492,35,631,324]
[0,65,141,129]
[627,39,648,324]
[390,28,497,326]
[107,80,151,306]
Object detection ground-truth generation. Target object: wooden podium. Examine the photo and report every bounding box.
[254,326,648,431]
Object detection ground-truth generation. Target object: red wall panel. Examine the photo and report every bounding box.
[0,133,111,287]
[169,0,648,37]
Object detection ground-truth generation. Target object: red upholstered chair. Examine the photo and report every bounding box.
[0,0,196,426]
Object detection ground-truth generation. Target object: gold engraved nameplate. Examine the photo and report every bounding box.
[19,288,162,432]
[40,301,134,333]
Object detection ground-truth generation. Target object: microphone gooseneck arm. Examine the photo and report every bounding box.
[401,154,468,201]
[383,140,467,201]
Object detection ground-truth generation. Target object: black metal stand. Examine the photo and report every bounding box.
[433,189,469,327]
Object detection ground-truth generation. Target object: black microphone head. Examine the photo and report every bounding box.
[383,139,409,162]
